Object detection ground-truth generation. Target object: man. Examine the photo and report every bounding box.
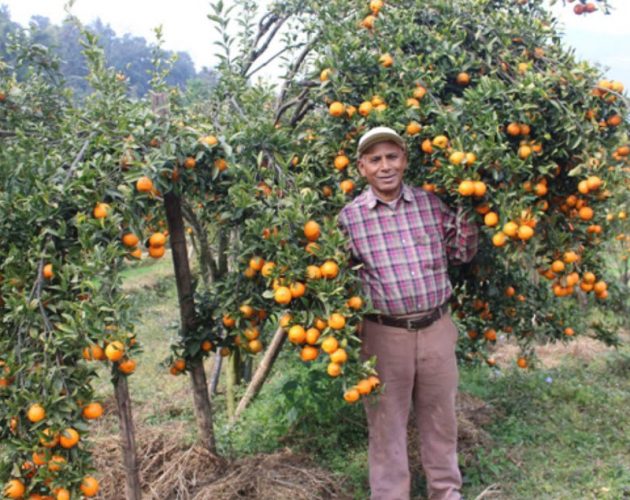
[338,127,479,500]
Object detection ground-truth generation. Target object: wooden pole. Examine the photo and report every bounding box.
[164,190,216,453]
[114,375,142,500]
[232,326,286,422]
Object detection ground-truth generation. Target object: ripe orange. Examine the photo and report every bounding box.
[42,263,54,280]
[504,286,516,297]
[534,182,548,197]
[148,245,165,258]
[306,265,322,280]
[289,282,306,299]
[305,242,320,254]
[48,454,66,471]
[274,286,292,305]
[32,451,47,466]
[27,403,46,423]
[244,327,260,341]
[60,428,80,448]
[80,476,100,497]
[563,251,579,263]
[506,122,521,136]
[484,212,499,227]
[314,318,327,330]
[593,281,607,294]
[199,135,218,146]
[304,220,321,241]
[93,202,110,219]
[328,313,346,330]
[473,181,487,197]
[449,151,465,165]
[249,256,265,271]
[456,72,470,85]
[379,53,394,67]
[551,260,565,273]
[413,85,427,99]
[136,176,153,192]
[346,296,363,310]
[432,135,448,149]
[248,339,263,353]
[563,327,575,336]
[82,402,104,420]
[578,206,594,221]
[122,233,140,248]
[566,272,580,287]
[279,313,293,328]
[343,388,360,403]
[118,358,137,375]
[129,247,142,259]
[586,176,602,191]
[149,232,166,247]
[288,325,306,344]
[55,488,71,500]
[201,340,213,352]
[457,180,475,196]
[421,139,434,154]
[334,154,350,170]
[223,314,236,328]
[82,344,105,361]
[360,14,376,29]
[370,0,383,14]
[320,260,339,279]
[503,222,519,238]
[340,179,355,193]
[327,362,342,377]
[516,357,528,369]
[300,345,319,362]
[518,145,532,160]
[329,101,346,117]
[406,121,422,135]
[3,479,25,499]
[357,379,373,395]
[330,348,348,364]
[214,158,228,171]
[320,68,331,82]
[492,232,507,247]
[305,328,321,345]
[358,101,373,116]
[406,97,420,108]
[261,261,276,277]
[484,329,497,342]
[321,336,339,354]
[40,428,59,448]
[105,341,125,362]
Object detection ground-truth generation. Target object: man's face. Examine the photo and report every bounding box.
[358,141,408,201]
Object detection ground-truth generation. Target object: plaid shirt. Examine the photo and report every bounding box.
[338,184,479,315]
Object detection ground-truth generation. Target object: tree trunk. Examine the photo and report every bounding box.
[209,354,222,398]
[164,190,216,453]
[114,376,142,500]
[233,326,286,422]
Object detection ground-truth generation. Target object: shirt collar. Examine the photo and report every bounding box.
[367,184,413,210]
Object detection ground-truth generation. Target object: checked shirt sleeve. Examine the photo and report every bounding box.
[442,204,479,265]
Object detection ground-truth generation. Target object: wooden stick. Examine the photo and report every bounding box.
[114,375,142,500]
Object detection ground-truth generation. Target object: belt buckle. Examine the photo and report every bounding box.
[405,318,415,331]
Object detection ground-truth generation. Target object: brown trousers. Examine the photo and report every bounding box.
[361,314,462,500]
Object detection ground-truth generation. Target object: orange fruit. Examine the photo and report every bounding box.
[516,357,528,369]
[289,282,306,299]
[320,68,331,82]
[593,281,607,294]
[492,232,507,247]
[148,245,165,258]
[577,180,590,195]
[449,151,465,165]
[82,402,104,420]
[288,325,306,344]
[327,362,342,377]
[564,327,575,336]
[40,428,59,448]
[484,329,497,342]
[484,212,499,227]
[334,154,350,170]
[274,286,292,305]
[3,479,25,499]
[321,336,339,354]
[199,135,218,146]
[122,233,140,248]
[93,202,110,219]
[563,251,579,263]
[504,286,516,297]
[48,454,66,471]
[503,222,519,238]
[149,232,166,247]
[261,262,276,277]
[329,101,346,117]
[183,157,196,169]
[330,348,348,364]
[320,260,339,279]
[42,263,54,280]
[55,488,71,500]
[406,121,422,135]
[129,247,142,259]
[432,135,448,149]
[346,296,363,310]
[358,101,373,116]
[566,272,580,287]
[534,183,548,197]
[105,341,125,362]
[32,451,47,466]
[506,122,521,136]
[473,181,487,197]
[518,145,532,160]
[421,139,434,154]
[249,256,265,271]
[379,53,394,67]
[279,313,293,328]
[586,176,602,191]
[305,242,320,254]
[59,427,80,448]
[136,176,153,192]
[27,403,46,423]
[300,345,319,362]
[578,206,594,221]
[80,476,100,497]
[201,340,213,352]
[360,14,376,29]
[551,260,565,273]
[314,318,327,330]
[223,314,236,328]
[118,358,137,374]
[328,313,346,330]
[356,379,373,395]
[343,388,360,403]
[304,220,321,241]
[306,265,322,280]
[413,85,427,99]
[406,97,420,108]
[305,328,321,345]
[457,180,475,196]
[340,179,355,193]
[214,158,228,171]
[248,339,263,353]
[244,327,259,341]
[456,72,470,85]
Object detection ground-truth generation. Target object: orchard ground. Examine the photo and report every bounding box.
[80,256,629,499]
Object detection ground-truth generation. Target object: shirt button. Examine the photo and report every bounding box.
[402,239,406,244]
[411,272,415,276]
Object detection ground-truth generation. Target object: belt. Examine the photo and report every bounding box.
[365,304,448,331]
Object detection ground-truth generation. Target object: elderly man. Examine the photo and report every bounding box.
[338,127,479,500]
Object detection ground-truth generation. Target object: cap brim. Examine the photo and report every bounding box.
[358,134,406,155]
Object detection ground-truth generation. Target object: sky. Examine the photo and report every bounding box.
[1,0,629,84]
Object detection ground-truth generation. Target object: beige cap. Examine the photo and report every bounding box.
[357,126,406,156]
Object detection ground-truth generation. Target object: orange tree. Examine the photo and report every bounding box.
[178,0,629,413]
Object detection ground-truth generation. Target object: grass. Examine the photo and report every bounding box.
[114,264,629,499]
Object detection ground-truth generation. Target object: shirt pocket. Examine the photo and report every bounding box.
[411,229,446,271]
